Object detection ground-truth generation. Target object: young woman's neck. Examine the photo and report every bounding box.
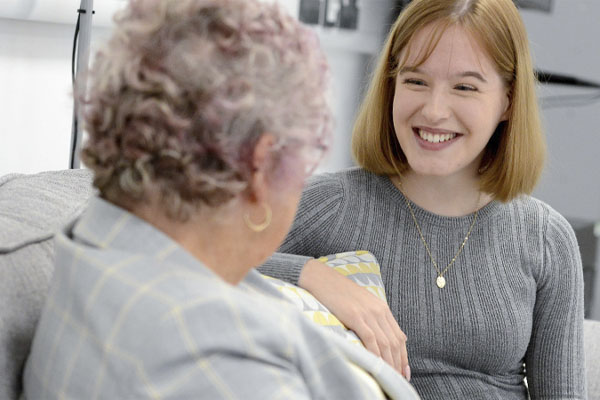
[393,171,492,217]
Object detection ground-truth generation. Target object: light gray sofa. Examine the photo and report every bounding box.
[1,169,599,399]
[0,169,93,399]
[586,319,600,398]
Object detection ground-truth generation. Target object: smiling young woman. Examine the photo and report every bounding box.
[390,22,510,210]
[353,0,545,206]
[260,0,586,399]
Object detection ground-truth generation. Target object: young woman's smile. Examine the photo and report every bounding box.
[413,126,460,150]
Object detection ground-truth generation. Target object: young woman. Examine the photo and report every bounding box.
[260,0,586,398]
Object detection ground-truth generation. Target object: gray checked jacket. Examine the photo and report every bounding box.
[23,196,419,399]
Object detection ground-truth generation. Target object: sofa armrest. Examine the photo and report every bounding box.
[0,169,94,400]
[585,319,600,399]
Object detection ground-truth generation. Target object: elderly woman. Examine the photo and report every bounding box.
[21,0,419,399]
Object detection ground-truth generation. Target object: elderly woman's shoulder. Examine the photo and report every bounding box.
[154,272,297,342]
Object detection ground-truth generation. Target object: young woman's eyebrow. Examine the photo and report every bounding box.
[453,71,487,83]
[398,66,422,74]
[399,67,487,83]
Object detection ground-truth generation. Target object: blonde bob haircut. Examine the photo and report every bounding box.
[351,0,545,202]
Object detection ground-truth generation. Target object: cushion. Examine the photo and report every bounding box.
[0,169,94,400]
[262,250,387,345]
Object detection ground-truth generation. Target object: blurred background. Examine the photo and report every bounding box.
[1,0,599,318]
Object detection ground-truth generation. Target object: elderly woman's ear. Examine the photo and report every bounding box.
[246,133,277,203]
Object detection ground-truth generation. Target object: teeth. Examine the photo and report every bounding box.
[419,129,456,144]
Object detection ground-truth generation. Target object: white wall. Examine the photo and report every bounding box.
[0,1,121,176]
[0,0,390,177]
[0,18,73,176]
[314,0,394,172]
[318,48,371,172]
[522,1,600,222]
[0,18,110,177]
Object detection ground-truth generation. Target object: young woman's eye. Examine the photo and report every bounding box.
[455,84,477,91]
[403,78,426,87]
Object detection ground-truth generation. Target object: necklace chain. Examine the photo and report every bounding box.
[396,178,479,288]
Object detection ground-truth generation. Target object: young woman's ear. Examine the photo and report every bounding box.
[501,91,511,121]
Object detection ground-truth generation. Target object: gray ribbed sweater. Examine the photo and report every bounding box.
[259,167,586,400]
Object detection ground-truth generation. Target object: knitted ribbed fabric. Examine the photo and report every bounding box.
[259,167,586,400]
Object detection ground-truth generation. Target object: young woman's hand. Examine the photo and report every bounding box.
[299,259,410,381]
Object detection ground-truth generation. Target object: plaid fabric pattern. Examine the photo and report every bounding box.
[23,197,418,400]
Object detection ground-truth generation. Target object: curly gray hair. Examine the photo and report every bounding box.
[82,0,332,220]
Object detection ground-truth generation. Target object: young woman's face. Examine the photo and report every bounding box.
[392,23,509,180]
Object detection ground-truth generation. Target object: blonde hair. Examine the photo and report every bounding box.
[352,0,545,202]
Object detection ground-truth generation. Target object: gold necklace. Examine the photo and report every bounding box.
[396,179,479,289]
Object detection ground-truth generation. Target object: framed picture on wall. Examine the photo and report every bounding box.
[299,0,322,24]
[299,0,359,30]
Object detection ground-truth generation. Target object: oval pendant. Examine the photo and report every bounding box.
[436,276,446,288]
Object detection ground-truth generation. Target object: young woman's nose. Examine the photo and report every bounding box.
[421,89,451,123]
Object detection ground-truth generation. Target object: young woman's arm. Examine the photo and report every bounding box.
[259,172,410,379]
[526,208,586,399]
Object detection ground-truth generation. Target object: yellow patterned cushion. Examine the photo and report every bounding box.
[262,251,387,345]
[316,251,386,302]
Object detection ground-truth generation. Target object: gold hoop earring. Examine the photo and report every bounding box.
[244,203,272,232]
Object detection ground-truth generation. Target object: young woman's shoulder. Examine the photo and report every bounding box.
[507,195,577,245]
[501,196,580,287]
[308,167,391,194]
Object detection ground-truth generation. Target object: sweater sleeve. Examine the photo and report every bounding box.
[525,208,586,399]
[257,172,344,285]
